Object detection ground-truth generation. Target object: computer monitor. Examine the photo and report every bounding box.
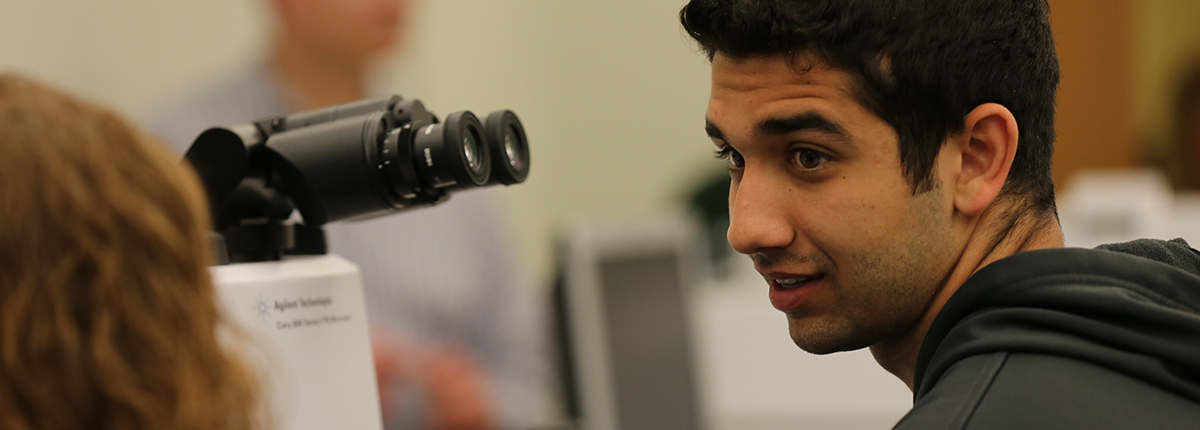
[552,215,707,430]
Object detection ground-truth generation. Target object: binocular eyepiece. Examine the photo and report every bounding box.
[184,95,530,229]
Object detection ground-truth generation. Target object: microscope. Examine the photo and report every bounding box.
[183,95,530,430]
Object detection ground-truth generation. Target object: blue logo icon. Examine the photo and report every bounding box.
[254,296,271,319]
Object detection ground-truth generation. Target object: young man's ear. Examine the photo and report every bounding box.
[950,103,1018,216]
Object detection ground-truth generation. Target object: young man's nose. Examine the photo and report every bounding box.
[726,171,795,255]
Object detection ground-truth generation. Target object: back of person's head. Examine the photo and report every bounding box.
[1168,56,1200,190]
[0,74,260,430]
[681,0,1060,215]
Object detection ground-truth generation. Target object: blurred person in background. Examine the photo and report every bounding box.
[0,73,262,430]
[145,1,542,429]
[1163,55,1200,190]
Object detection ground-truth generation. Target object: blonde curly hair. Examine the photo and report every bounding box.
[0,74,261,430]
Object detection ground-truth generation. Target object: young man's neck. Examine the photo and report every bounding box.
[870,198,1065,390]
[271,35,370,111]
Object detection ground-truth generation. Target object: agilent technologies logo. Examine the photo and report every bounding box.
[252,295,334,320]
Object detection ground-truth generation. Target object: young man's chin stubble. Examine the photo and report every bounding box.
[783,186,958,356]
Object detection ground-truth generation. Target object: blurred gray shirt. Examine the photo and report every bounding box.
[145,64,543,430]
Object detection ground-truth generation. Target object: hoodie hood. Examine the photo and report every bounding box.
[913,238,1200,403]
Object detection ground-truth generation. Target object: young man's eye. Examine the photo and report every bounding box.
[792,148,827,169]
[715,147,745,169]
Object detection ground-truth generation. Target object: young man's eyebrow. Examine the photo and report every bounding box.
[757,113,848,139]
[704,118,726,141]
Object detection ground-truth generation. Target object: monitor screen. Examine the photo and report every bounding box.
[552,216,705,430]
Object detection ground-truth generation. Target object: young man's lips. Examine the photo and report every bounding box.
[766,273,823,311]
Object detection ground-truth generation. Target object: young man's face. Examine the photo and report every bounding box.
[707,54,961,354]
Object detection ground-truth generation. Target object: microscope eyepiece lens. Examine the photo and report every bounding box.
[504,125,523,170]
[484,110,530,185]
[463,126,484,171]
[411,110,490,190]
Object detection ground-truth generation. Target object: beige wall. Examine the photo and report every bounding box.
[0,0,267,118]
